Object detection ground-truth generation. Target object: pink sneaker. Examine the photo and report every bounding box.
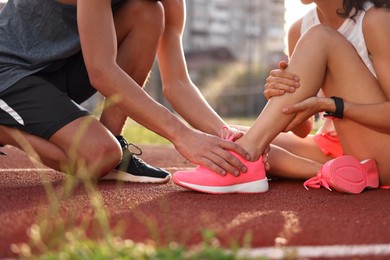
[173,127,268,194]
[304,155,379,194]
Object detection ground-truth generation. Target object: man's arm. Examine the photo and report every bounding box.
[157,0,227,136]
[76,0,250,175]
[77,0,188,142]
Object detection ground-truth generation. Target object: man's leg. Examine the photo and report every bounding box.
[96,0,171,183]
[0,118,121,180]
[0,74,122,179]
[100,0,164,134]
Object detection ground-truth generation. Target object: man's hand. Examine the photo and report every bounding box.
[262,145,271,171]
[264,61,300,100]
[226,126,244,141]
[174,129,251,177]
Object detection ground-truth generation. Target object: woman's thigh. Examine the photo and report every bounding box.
[272,132,333,163]
[302,26,390,182]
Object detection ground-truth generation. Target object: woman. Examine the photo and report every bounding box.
[174,0,390,194]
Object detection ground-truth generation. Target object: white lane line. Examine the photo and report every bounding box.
[1,168,389,259]
[238,244,390,259]
[0,168,54,172]
[0,167,193,173]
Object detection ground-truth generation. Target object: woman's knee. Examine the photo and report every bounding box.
[302,25,347,49]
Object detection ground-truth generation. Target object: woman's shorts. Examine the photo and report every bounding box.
[313,132,344,158]
[0,52,97,139]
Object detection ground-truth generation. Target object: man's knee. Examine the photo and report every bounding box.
[75,135,122,179]
[118,0,164,35]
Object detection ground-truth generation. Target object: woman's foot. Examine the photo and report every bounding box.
[304,155,379,194]
[173,152,268,194]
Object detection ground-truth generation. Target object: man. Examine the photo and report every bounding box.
[0,0,250,182]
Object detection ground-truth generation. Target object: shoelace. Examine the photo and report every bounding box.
[303,171,332,191]
[115,137,146,172]
[127,143,142,156]
[116,135,142,156]
[220,126,236,142]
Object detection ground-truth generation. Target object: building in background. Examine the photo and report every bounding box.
[0,0,286,65]
[0,0,287,117]
[183,0,285,66]
[150,0,287,116]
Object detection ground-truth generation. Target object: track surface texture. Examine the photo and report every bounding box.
[1,145,390,259]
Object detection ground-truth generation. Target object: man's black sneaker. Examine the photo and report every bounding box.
[0,144,6,156]
[101,135,171,183]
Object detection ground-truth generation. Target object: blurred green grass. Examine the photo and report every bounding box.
[122,117,257,145]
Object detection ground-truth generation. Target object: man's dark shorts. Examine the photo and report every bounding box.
[0,52,97,139]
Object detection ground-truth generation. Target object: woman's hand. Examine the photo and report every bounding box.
[282,96,333,131]
[264,61,300,100]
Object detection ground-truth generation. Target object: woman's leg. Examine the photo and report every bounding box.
[272,132,333,163]
[267,143,322,179]
[267,132,332,179]
[236,25,390,184]
[99,0,164,135]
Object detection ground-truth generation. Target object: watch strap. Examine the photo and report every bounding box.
[324,96,344,119]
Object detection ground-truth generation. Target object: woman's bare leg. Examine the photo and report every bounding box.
[267,143,323,179]
[267,132,331,179]
[236,25,390,184]
[272,132,332,163]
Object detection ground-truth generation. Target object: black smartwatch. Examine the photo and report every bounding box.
[324,96,344,119]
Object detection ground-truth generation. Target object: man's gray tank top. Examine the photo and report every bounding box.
[0,0,124,93]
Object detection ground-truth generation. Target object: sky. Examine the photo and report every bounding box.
[285,0,315,29]
[0,0,315,30]
[0,0,314,26]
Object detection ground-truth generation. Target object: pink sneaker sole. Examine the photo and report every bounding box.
[174,177,268,194]
[321,156,379,194]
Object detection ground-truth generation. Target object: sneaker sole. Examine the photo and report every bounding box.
[174,178,269,194]
[101,171,172,184]
[326,156,369,194]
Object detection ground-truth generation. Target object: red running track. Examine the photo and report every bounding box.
[1,145,390,259]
